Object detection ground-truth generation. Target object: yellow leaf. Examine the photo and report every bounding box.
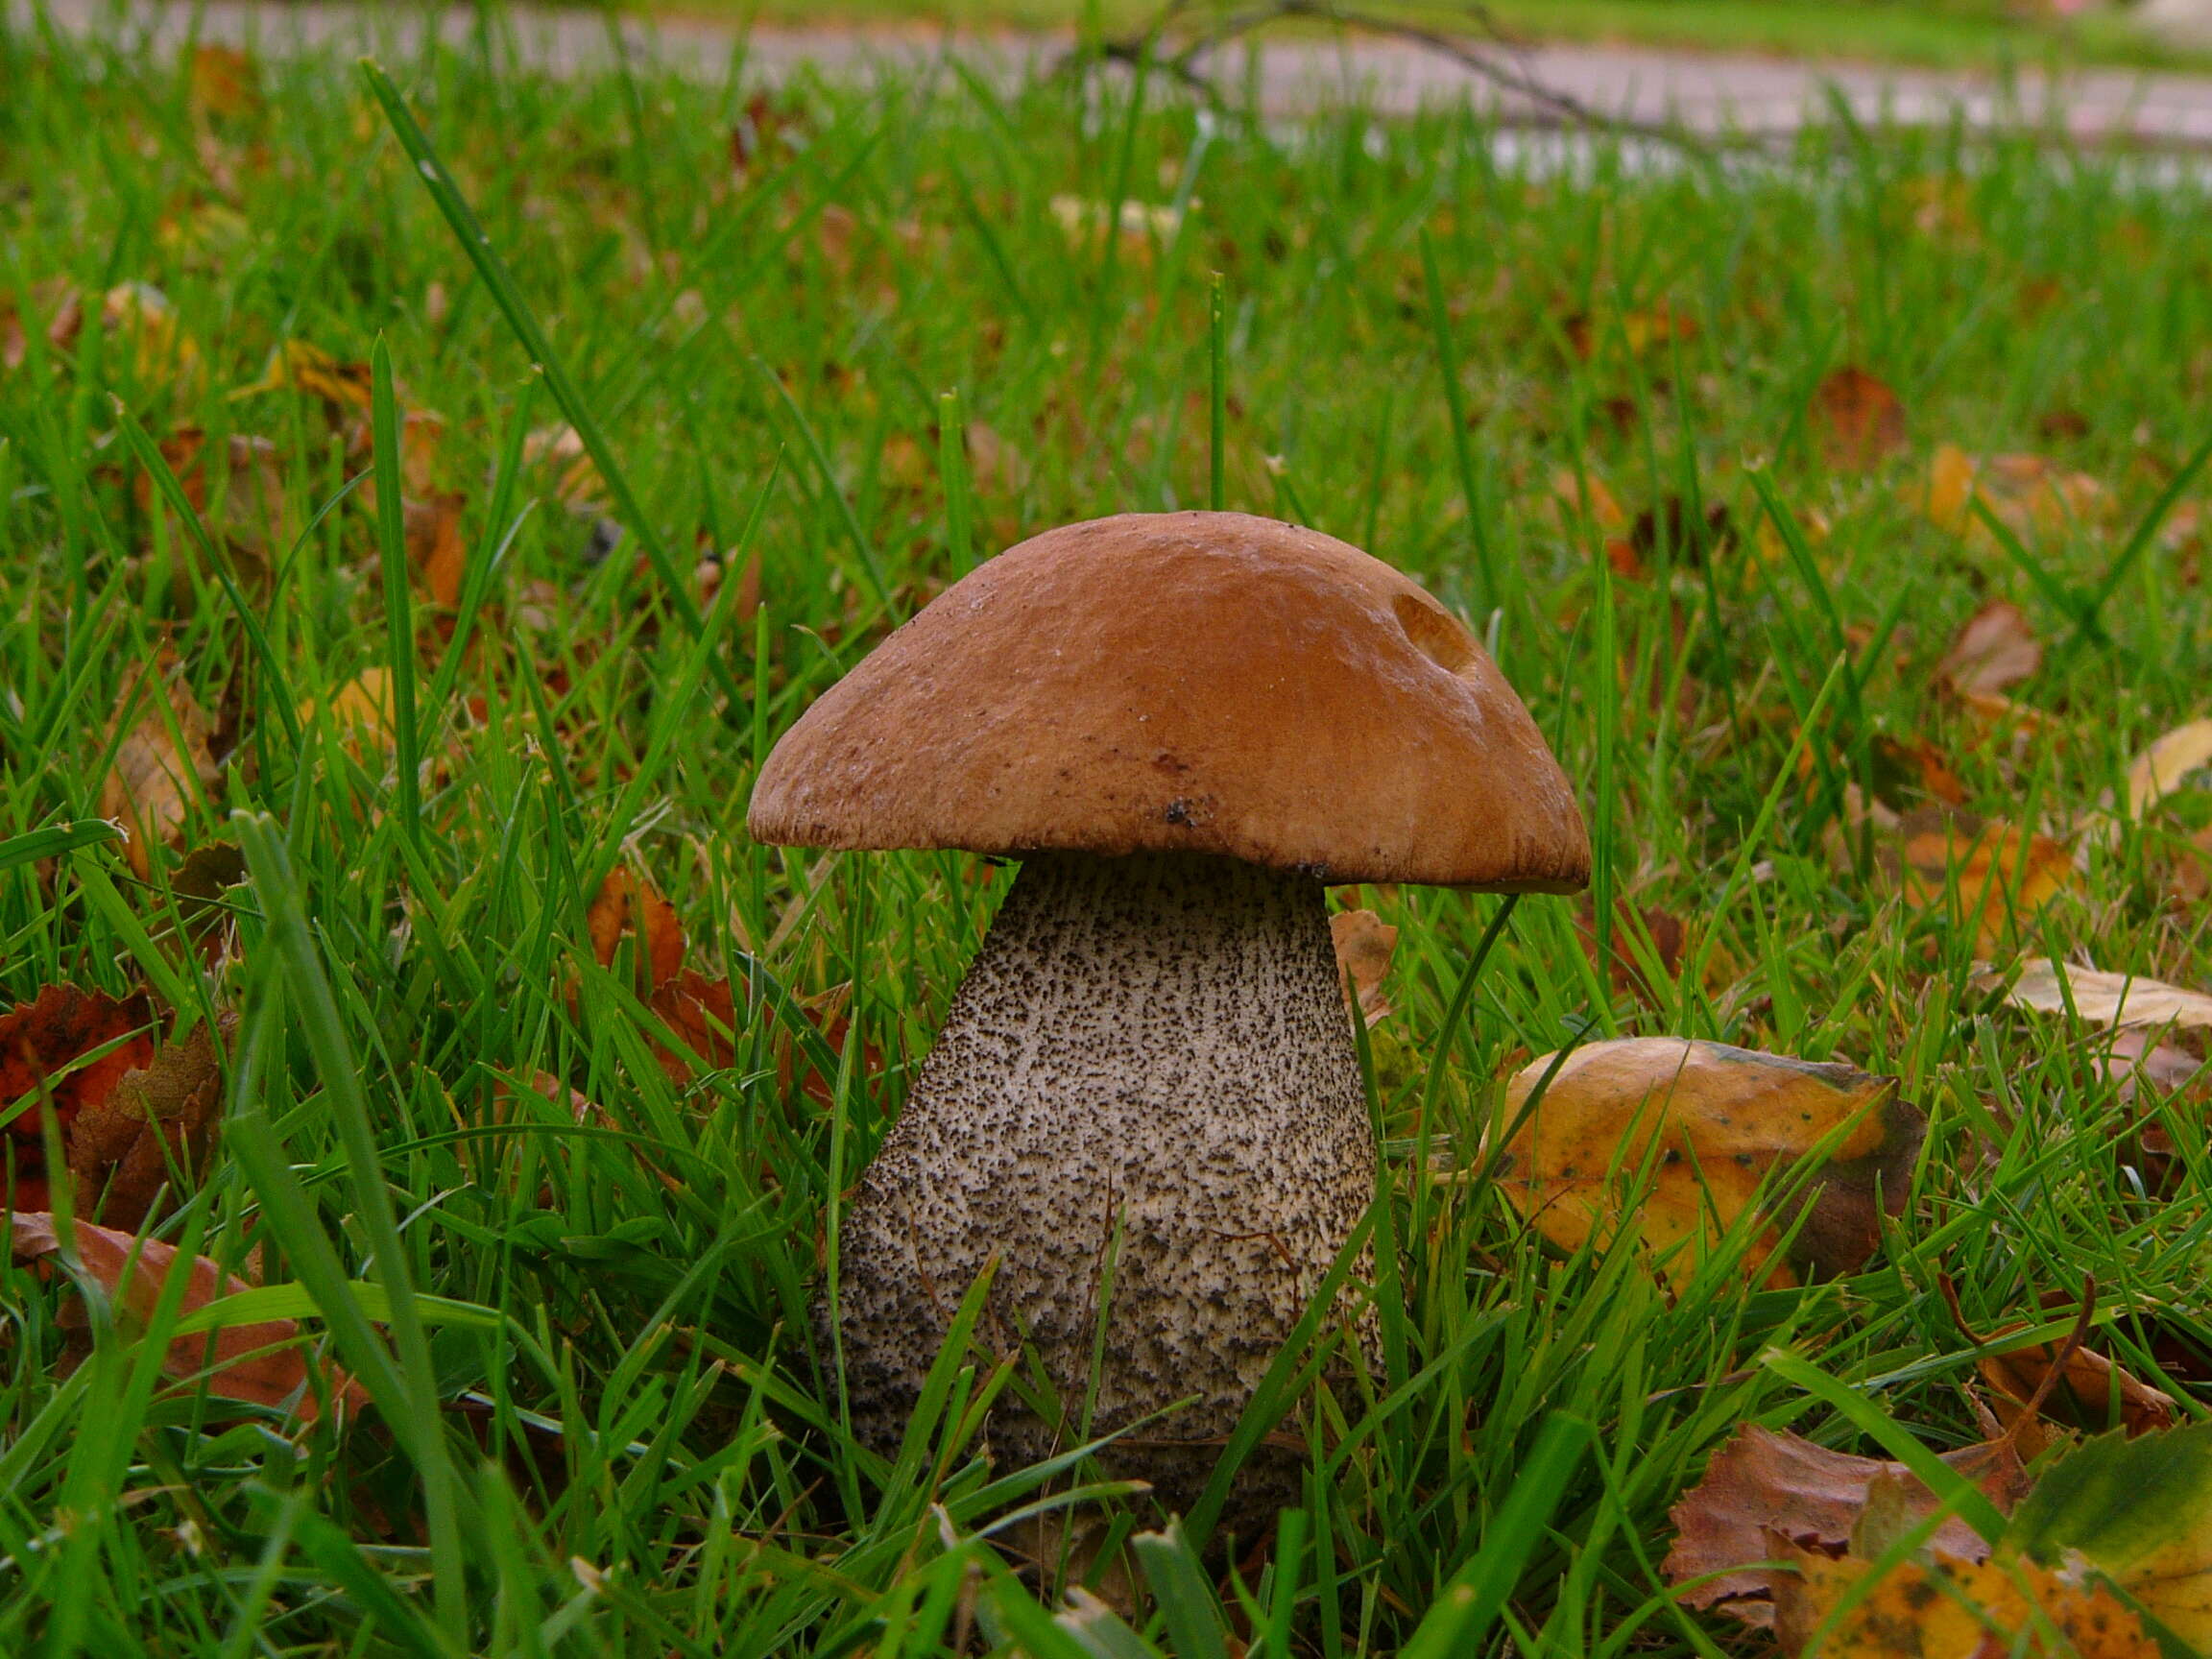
[299,669,395,756]
[1895,811,2075,957]
[1772,1549,2157,1658]
[1491,1039,1922,1290]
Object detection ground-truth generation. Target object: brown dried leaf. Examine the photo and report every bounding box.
[1924,443,2105,544]
[0,986,157,1143]
[405,491,468,608]
[1575,900,1690,1003]
[1629,497,1734,569]
[2096,1025,2207,1106]
[1980,1332,2177,1458]
[9,1213,366,1417]
[1329,909,1397,1028]
[1812,366,1908,471]
[522,425,605,515]
[1664,1424,2030,1626]
[1870,735,1970,809]
[1939,599,2043,698]
[1770,1545,2156,1657]
[1551,466,1628,534]
[65,1019,224,1232]
[102,652,219,879]
[1894,809,2075,956]
[587,868,685,995]
[1493,1039,1925,1290]
[647,969,738,1086]
[187,44,262,120]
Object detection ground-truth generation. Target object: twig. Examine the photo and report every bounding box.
[1065,0,1735,155]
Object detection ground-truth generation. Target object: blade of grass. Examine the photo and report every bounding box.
[233,810,469,1641]
[370,337,422,853]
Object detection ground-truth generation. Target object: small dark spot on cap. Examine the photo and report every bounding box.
[1153,752,1190,776]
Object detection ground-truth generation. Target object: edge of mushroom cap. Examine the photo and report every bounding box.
[747,511,1592,891]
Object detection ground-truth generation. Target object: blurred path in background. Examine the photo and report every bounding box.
[24,0,2212,145]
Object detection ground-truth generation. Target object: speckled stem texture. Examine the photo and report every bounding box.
[830,850,1377,1529]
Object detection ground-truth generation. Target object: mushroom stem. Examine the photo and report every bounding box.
[833,850,1376,1522]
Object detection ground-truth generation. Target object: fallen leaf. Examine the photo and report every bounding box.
[1894,809,2074,956]
[2009,1422,2212,1648]
[1575,900,1693,1002]
[1981,1330,2177,1458]
[64,1018,224,1232]
[9,1214,364,1417]
[1329,909,1397,1027]
[1491,1038,1926,1289]
[1771,1546,2157,1658]
[1664,1423,2029,1626]
[523,425,606,515]
[137,428,295,569]
[101,652,219,879]
[1548,469,1636,533]
[404,491,468,607]
[230,338,370,415]
[1564,301,1696,362]
[1939,599,2042,698]
[1812,366,1908,471]
[298,670,396,757]
[171,835,246,934]
[2096,1025,2207,1106]
[587,867,686,995]
[1869,735,1970,809]
[0,985,157,1143]
[1629,497,1734,568]
[2126,717,2212,820]
[187,44,262,120]
[100,282,199,390]
[1924,443,2104,544]
[1988,959,2212,1031]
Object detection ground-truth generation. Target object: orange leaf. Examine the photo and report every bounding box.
[404,491,468,608]
[1329,909,1397,1027]
[1896,810,2075,955]
[587,868,685,995]
[10,1214,367,1418]
[1812,366,1907,471]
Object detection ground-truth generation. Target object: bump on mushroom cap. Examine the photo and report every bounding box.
[747,511,1591,890]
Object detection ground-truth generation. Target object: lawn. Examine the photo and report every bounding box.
[4,8,2212,1656]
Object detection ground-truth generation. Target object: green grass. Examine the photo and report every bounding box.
[675,0,2212,73]
[6,8,2212,1654]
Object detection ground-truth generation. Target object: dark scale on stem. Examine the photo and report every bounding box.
[827,849,1377,1531]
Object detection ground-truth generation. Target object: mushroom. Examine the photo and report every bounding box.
[748,511,1588,1535]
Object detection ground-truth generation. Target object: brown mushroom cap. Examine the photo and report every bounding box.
[748,511,1591,889]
